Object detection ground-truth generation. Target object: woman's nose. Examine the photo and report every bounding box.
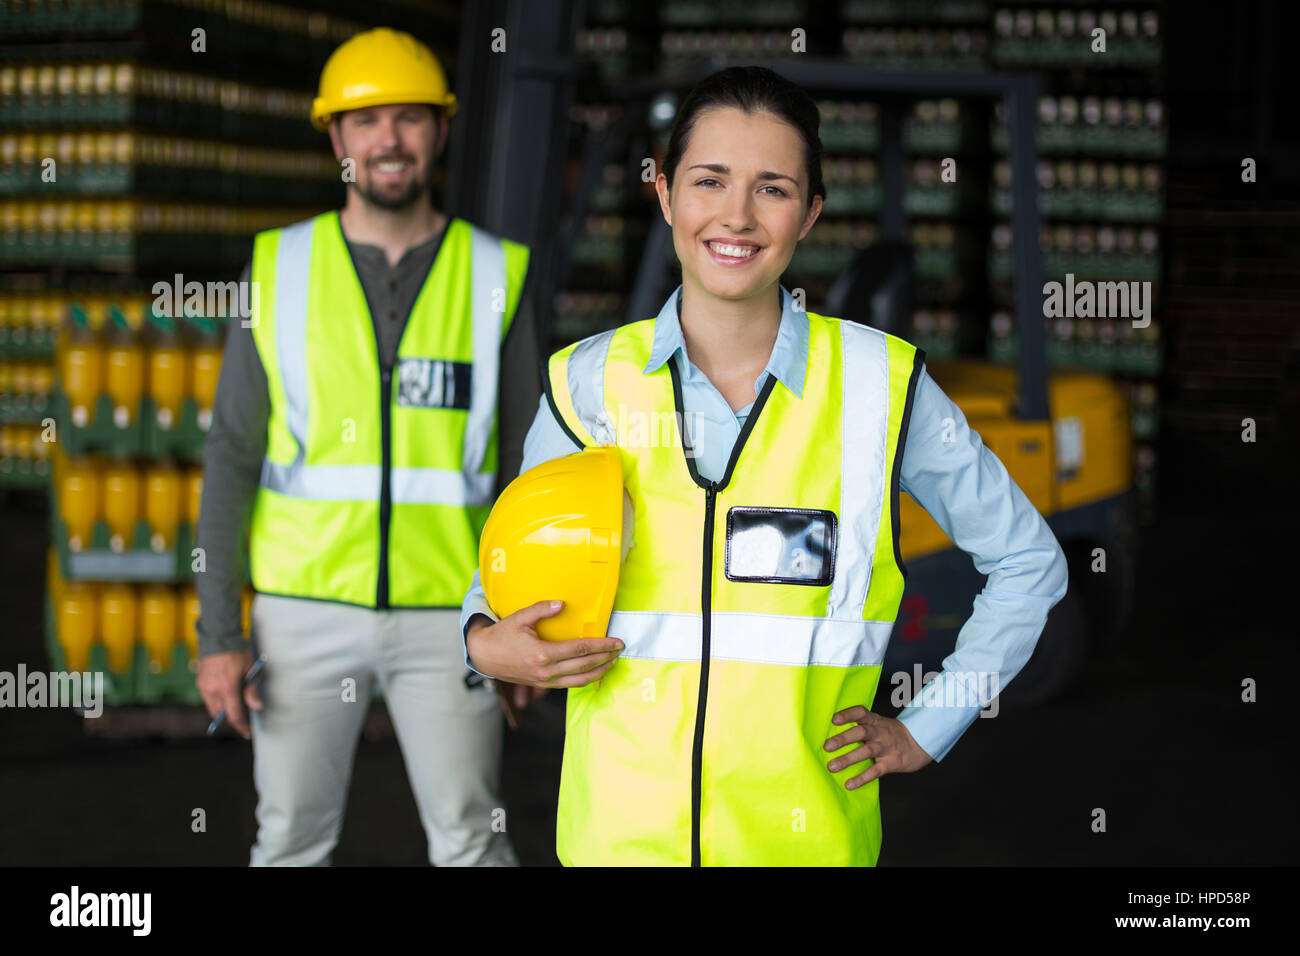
[721,192,756,231]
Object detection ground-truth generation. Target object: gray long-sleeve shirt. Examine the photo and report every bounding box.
[195,218,540,657]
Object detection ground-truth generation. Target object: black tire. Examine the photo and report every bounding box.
[995,586,1089,710]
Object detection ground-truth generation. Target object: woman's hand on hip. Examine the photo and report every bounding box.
[823,705,933,788]
[466,600,624,688]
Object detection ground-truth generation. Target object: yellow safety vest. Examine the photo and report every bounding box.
[545,307,923,865]
[247,211,529,607]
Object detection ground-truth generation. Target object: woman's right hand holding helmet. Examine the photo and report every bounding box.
[466,600,624,688]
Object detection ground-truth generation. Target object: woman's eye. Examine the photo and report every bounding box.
[761,185,787,197]
[696,178,720,187]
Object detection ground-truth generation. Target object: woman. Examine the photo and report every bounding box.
[461,66,1067,866]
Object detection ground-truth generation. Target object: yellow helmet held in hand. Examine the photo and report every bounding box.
[479,446,630,642]
[311,27,458,132]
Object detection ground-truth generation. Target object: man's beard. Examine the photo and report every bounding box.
[357,160,434,210]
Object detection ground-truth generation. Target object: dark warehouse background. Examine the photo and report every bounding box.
[0,0,1296,874]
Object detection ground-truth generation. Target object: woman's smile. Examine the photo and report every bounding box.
[703,238,764,266]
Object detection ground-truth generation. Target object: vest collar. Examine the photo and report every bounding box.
[642,284,809,400]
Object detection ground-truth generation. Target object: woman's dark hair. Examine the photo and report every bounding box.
[661,66,826,209]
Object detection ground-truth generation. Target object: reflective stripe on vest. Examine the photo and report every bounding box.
[248,211,528,606]
[546,308,923,866]
[605,609,894,666]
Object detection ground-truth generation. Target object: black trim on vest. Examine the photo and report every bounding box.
[668,357,705,488]
[541,356,586,451]
[667,356,779,867]
[335,212,454,609]
[891,348,927,580]
[668,359,777,493]
[719,375,777,491]
[377,366,394,608]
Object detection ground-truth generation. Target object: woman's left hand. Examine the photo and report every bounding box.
[824,706,933,788]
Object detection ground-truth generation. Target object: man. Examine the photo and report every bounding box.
[194,27,538,866]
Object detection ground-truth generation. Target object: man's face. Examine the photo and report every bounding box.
[330,103,446,210]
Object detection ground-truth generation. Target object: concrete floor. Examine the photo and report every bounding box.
[1,475,1295,866]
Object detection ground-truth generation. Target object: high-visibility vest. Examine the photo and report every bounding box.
[545,306,923,865]
[247,211,529,608]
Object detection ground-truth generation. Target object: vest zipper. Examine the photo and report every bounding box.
[336,212,454,611]
[377,364,393,609]
[668,356,776,868]
[690,480,717,868]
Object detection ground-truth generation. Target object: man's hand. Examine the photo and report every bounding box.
[466,600,623,689]
[823,706,933,788]
[196,649,263,739]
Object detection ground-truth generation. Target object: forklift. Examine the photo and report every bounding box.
[450,8,1137,708]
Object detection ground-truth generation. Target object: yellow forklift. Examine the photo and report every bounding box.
[809,66,1138,709]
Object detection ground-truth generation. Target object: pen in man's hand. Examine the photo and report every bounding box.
[207,655,267,736]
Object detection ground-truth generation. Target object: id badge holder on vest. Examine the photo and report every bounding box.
[724,507,837,585]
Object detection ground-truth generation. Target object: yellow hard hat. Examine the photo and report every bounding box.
[479,447,628,642]
[311,27,458,132]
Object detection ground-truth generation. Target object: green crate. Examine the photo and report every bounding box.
[0,454,51,488]
[49,390,145,457]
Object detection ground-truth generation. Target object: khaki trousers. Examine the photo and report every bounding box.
[247,592,517,866]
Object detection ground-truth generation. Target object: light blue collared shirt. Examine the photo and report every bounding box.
[461,284,1067,762]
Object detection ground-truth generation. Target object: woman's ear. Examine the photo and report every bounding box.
[655,173,672,227]
[799,194,824,240]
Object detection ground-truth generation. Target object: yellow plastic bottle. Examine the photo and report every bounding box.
[101,461,140,552]
[99,582,137,675]
[60,303,102,429]
[30,361,55,409]
[28,423,52,477]
[146,310,188,430]
[36,294,62,355]
[139,584,177,674]
[143,463,180,552]
[177,585,201,662]
[190,317,222,431]
[57,580,98,673]
[1,295,23,350]
[104,303,144,429]
[59,457,99,551]
[12,426,33,468]
[183,465,203,528]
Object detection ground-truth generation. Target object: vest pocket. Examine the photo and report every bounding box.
[723,506,837,586]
